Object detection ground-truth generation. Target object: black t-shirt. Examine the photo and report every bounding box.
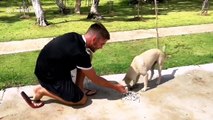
[34,32,92,81]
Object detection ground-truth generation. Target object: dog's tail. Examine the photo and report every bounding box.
[162,45,166,53]
[161,45,168,60]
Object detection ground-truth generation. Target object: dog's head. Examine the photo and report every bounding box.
[122,66,139,89]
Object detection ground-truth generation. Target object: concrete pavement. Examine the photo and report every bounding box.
[0,63,213,119]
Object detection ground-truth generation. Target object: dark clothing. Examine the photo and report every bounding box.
[34,32,92,102]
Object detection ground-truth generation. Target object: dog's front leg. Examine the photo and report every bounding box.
[142,74,148,91]
[133,74,140,86]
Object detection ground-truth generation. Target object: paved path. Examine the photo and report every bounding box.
[1,63,213,120]
[0,23,213,55]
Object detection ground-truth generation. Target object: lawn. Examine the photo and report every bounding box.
[0,0,213,42]
[0,32,213,90]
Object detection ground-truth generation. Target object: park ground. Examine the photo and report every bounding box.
[0,63,213,120]
[0,24,213,120]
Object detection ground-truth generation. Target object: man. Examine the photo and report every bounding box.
[21,22,127,108]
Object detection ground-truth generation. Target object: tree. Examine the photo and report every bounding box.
[87,0,103,20]
[74,0,81,14]
[31,0,48,26]
[31,0,69,27]
[201,0,209,15]
[131,0,144,20]
[19,0,31,19]
[56,0,70,14]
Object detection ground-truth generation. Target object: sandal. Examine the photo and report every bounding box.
[20,91,44,108]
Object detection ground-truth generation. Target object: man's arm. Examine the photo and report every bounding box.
[82,68,127,94]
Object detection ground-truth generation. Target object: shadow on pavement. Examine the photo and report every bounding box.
[130,69,178,92]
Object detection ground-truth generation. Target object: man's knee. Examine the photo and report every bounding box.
[34,85,46,96]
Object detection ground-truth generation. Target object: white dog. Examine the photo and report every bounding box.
[123,48,166,91]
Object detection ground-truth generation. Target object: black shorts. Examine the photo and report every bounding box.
[38,76,84,103]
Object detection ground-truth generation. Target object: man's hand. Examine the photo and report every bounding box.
[114,84,128,94]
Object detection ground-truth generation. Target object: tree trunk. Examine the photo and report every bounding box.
[90,0,99,14]
[31,0,48,26]
[74,0,81,14]
[201,0,209,15]
[55,0,70,14]
[87,0,103,20]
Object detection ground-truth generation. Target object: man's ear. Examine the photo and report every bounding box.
[91,35,97,43]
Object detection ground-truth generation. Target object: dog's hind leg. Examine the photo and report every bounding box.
[156,56,164,85]
[156,65,162,85]
[149,62,156,81]
[142,73,148,91]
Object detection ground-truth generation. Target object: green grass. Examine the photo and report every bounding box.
[0,0,213,42]
[93,32,213,75]
[0,33,213,90]
[0,52,38,89]
[0,0,213,89]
